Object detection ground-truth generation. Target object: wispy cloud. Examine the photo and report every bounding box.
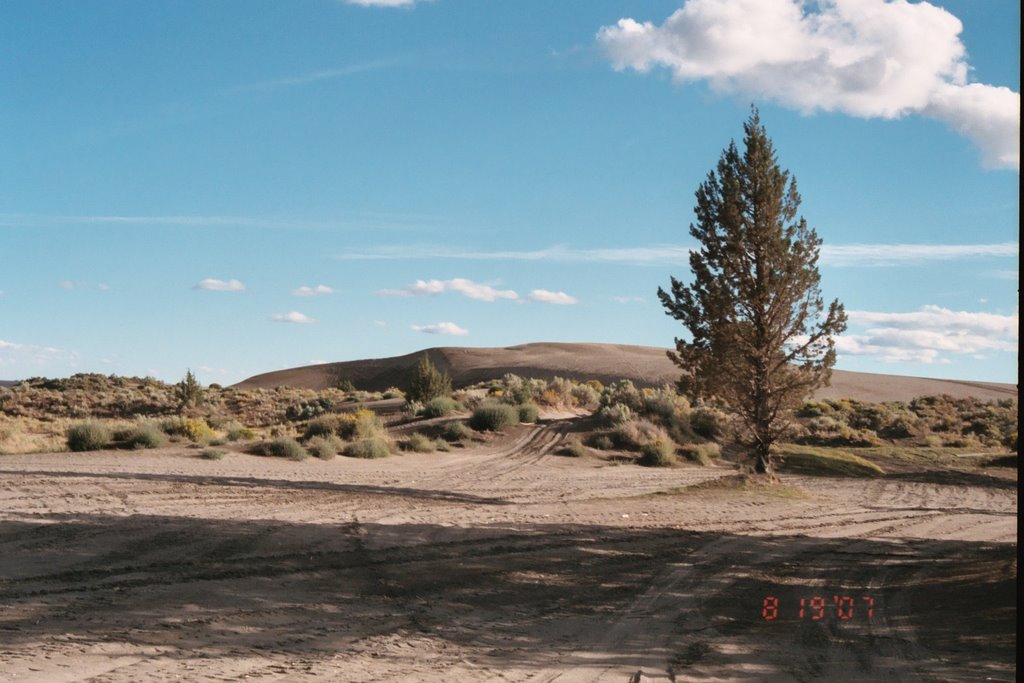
[344,0,420,7]
[528,289,578,305]
[272,311,318,324]
[195,278,245,292]
[597,0,1019,169]
[380,278,518,302]
[411,321,469,336]
[822,305,1019,364]
[292,284,335,297]
[0,338,72,369]
[340,242,1018,267]
[821,242,1018,266]
[229,58,400,94]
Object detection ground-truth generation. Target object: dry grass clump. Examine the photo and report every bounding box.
[557,437,590,458]
[638,439,676,467]
[117,422,168,450]
[442,420,471,442]
[399,432,447,453]
[66,421,112,452]
[420,397,460,419]
[250,437,308,461]
[518,403,540,424]
[679,442,721,465]
[777,444,885,477]
[469,403,520,432]
[306,434,343,460]
[200,448,227,460]
[344,437,391,459]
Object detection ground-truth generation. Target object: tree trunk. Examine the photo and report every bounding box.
[754,444,773,474]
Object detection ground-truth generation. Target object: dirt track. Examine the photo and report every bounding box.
[0,420,1016,682]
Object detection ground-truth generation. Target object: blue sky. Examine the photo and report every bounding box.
[1,0,1019,385]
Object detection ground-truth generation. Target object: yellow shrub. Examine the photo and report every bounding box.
[181,418,216,443]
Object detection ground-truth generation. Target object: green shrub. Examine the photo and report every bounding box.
[344,437,391,459]
[611,418,669,451]
[304,415,342,439]
[518,403,540,424]
[400,432,436,453]
[306,434,342,460]
[690,407,726,439]
[420,397,459,419]
[407,356,452,403]
[681,442,720,465]
[337,409,384,440]
[570,383,600,409]
[638,440,676,467]
[252,437,308,461]
[558,437,590,458]
[226,426,256,442]
[587,433,615,450]
[442,420,471,442]
[67,421,112,452]
[469,403,519,432]
[122,424,167,450]
[200,448,227,460]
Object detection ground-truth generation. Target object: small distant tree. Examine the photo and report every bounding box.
[658,109,847,474]
[407,355,452,403]
[175,369,205,411]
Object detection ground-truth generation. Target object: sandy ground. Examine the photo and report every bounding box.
[0,420,1016,682]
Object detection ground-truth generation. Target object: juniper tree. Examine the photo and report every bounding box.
[174,369,205,411]
[407,355,452,403]
[658,110,847,474]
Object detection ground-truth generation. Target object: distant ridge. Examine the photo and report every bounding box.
[233,342,1017,404]
[0,380,19,388]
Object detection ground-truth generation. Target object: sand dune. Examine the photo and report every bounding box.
[234,342,1016,403]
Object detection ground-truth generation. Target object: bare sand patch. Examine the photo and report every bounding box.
[0,420,1015,681]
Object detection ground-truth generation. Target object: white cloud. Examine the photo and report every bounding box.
[0,339,68,368]
[827,305,1018,364]
[821,242,1018,266]
[292,284,335,297]
[612,295,646,304]
[58,280,76,289]
[380,278,518,302]
[195,278,245,292]
[411,322,469,336]
[597,0,1020,169]
[341,241,1018,267]
[272,311,318,324]
[344,0,418,6]
[528,289,578,305]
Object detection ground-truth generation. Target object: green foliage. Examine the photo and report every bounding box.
[690,406,726,439]
[336,409,384,440]
[303,415,342,439]
[66,421,112,451]
[518,403,539,424]
[469,403,520,431]
[382,387,405,400]
[285,398,332,421]
[442,420,471,442]
[680,442,721,465]
[638,440,677,467]
[420,396,460,419]
[777,444,885,477]
[306,434,342,460]
[587,433,615,451]
[558,437,590,458]
[343,437,391,459]
[174,369,205,410]
[253,437,308,461]
[657,110,847,474]
[400,432,437,453]
[407,355,452,403]
[120,423,168,450]
[200,448,227,460]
